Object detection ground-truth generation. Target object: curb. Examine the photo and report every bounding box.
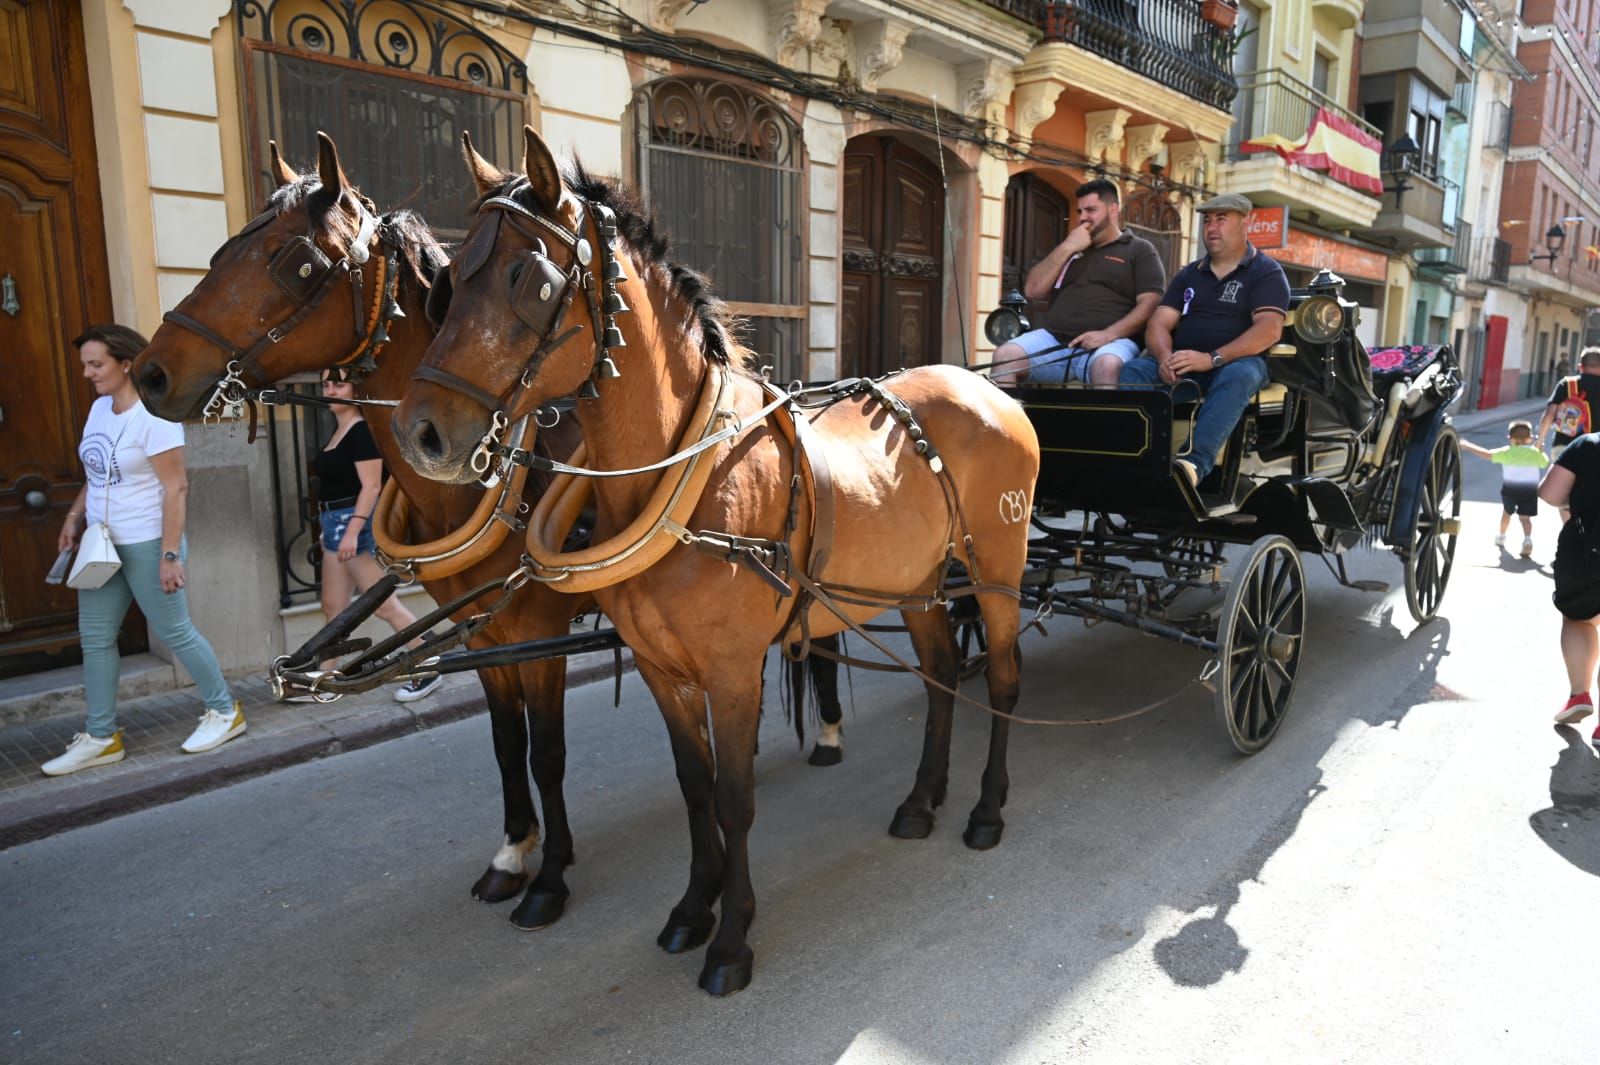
[0,649,632,850]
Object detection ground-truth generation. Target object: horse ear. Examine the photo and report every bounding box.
[315,130,348,197]
[462,131,504,197]
[521,125,563,213]
[268,141,298,188]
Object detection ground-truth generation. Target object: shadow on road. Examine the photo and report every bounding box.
[1528,725,1600,879]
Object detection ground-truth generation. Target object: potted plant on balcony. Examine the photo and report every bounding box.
[1200,0,1240,31]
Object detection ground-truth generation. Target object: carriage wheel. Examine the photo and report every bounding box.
[1214,535,1305,755]
[1163,537,1224,580]
[1403,427,1461,624]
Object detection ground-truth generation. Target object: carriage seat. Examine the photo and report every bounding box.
[1368,345,1448,390]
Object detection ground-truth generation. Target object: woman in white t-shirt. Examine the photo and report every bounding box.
[42,325,245,776]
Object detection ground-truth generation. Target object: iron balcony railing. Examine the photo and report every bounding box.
[1035,0,1238,111]
[1227,69,1381,166]
[1418,218,1472,273]
[1466,236,1512,284]
[983,0,1039,18]
[1485,100,1512,152]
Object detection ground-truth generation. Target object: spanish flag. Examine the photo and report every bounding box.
[1242,107,1383,196]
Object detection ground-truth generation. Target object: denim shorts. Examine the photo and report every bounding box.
[320,505,376,556]
[1009,328,1141,384]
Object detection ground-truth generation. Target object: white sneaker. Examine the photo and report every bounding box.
[181,704,247,754]
[1173,459,1200,490]
[395,674,443,703]
[41,731,125,776]
[1521,538,1534,558]
[1493,535,1506,548]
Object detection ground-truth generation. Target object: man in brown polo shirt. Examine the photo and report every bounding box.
[991,177,1167,386]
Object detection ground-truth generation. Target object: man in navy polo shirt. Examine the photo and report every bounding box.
[1119,192,1292,488]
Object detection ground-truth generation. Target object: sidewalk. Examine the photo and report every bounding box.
[1451,396,1546,434]
[0,647,626,850]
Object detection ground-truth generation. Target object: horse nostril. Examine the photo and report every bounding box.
[415,420,445,461]
[137,362,168,398]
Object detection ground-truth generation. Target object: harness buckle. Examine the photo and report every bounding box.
[661,518,696,545]
[266,325,287,344]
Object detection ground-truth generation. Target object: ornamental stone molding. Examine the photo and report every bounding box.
[1168,141,1209,187]
[124,0,230,36]
[1084,107,1133,166]
[1012,80,1065,150]
[856,21,910,93]
[650,0,699,33]
[773,0,832,68]
[960,58,1014,124]
[1124,123,1170,173]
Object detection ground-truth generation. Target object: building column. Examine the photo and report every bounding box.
[803,102,847,380]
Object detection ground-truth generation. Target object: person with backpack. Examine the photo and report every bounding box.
[1537,346,1600,458]
[1540,431,1600,742]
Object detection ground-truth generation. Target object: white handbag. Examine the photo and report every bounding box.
[67,419,127,590]
[67,520,122,589]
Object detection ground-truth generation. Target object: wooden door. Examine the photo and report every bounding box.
[840,136,943,379]
[1001,172,1071,300]
[0,0,118,667]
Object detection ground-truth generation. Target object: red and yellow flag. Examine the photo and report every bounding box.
[1243,108,1383,196]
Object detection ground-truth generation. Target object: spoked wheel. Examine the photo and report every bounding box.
[1404,426,1462,624]
[1163,537,1225,580]
[1214,535,1305,755]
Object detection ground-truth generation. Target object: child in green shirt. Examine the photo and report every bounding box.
[1461,420,1549,558]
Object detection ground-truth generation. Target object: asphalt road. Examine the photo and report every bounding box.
[3,419,1595,1065]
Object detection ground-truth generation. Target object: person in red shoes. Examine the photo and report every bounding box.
[1540,431,1600,741]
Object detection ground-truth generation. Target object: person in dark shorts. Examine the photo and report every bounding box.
[1539,432,1600,739]
[1460,420,1549,558]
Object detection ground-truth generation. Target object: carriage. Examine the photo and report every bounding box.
[984,267,1463,752]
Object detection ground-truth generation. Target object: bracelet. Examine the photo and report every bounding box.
[347,515,367,524]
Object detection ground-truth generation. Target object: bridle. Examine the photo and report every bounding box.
[411,178,631,474]
[162,191,400,423]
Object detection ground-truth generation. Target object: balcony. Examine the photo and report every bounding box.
[1466,236,1512,285]
[1369,168,1453,250]
[1215,69,1382,229]
[1484,100,1511,153]
[1033,0,1237,111]
[1417,218,1472,274]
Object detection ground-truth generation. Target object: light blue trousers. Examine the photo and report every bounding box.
[77,537,233,737]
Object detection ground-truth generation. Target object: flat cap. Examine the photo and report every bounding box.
[1196,192,1253,215]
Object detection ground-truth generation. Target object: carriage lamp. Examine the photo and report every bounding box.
[984,289,1032,346]
[1293,295,1345,344]
[1531,223,1567,264]
[1382,134,1421,211]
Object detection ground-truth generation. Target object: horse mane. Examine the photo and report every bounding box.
[482,163,755,373]
[265,176,449,297]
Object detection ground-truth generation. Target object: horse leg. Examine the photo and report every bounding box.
[806,634,844,767]
[888,606,959,839]
[472,665,536,903]
[509,655,574,930]
[635,660,723,955]
[963,593,1022,850]
[699,672,763,996]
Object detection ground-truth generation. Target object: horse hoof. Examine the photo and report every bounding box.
[698,952,754,997]
[471,867,527,904]
[657,911,715,954]
[889,807,934,839]
[509,889,568,930]
[963,819,1004,850]
[808,745,842,767]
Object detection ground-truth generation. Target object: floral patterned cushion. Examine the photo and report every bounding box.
[1368,344,1443,380]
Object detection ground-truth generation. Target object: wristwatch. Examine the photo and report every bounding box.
[162,551,180,562]
[1210,351,1224,369]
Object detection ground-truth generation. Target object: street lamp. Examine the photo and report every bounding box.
[1530,223,1567,264]
[1382,134,1421,211]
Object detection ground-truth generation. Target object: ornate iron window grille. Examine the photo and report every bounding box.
[636,77,806,381]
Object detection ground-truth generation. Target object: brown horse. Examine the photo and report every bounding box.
[392,128,1041,995]
[132,135,591,930]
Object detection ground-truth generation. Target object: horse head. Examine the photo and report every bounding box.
[395,126,628,484]
[134,132,420,421]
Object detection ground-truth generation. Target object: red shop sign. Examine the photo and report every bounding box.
[1245,206,1288,249]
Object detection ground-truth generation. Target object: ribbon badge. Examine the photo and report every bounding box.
[1181,287,1195,316]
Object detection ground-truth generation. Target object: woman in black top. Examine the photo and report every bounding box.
[1540,432,1600,737]
[314,374,438,702]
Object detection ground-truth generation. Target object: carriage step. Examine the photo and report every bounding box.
[1349,579,1388,592]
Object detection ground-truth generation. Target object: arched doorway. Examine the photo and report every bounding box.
[1123,191,1184,278]
[1002,171,1073,297]
[840,135,944,378]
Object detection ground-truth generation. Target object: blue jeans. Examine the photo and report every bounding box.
[77,538,233,737]
[1119,355,1271,479]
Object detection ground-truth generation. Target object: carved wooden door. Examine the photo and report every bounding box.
[840,137,944,379]
[1002,172,1071,301]
[0,0,119,669]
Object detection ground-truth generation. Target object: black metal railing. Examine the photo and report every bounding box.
[983,0,1039,19]
[1467,236,1512,284]
[265,377,332,608]
[1486,100,1512,152]
[1418,218,1472,273]
[1035,1,1238,111]
[1227,69,1380,165]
